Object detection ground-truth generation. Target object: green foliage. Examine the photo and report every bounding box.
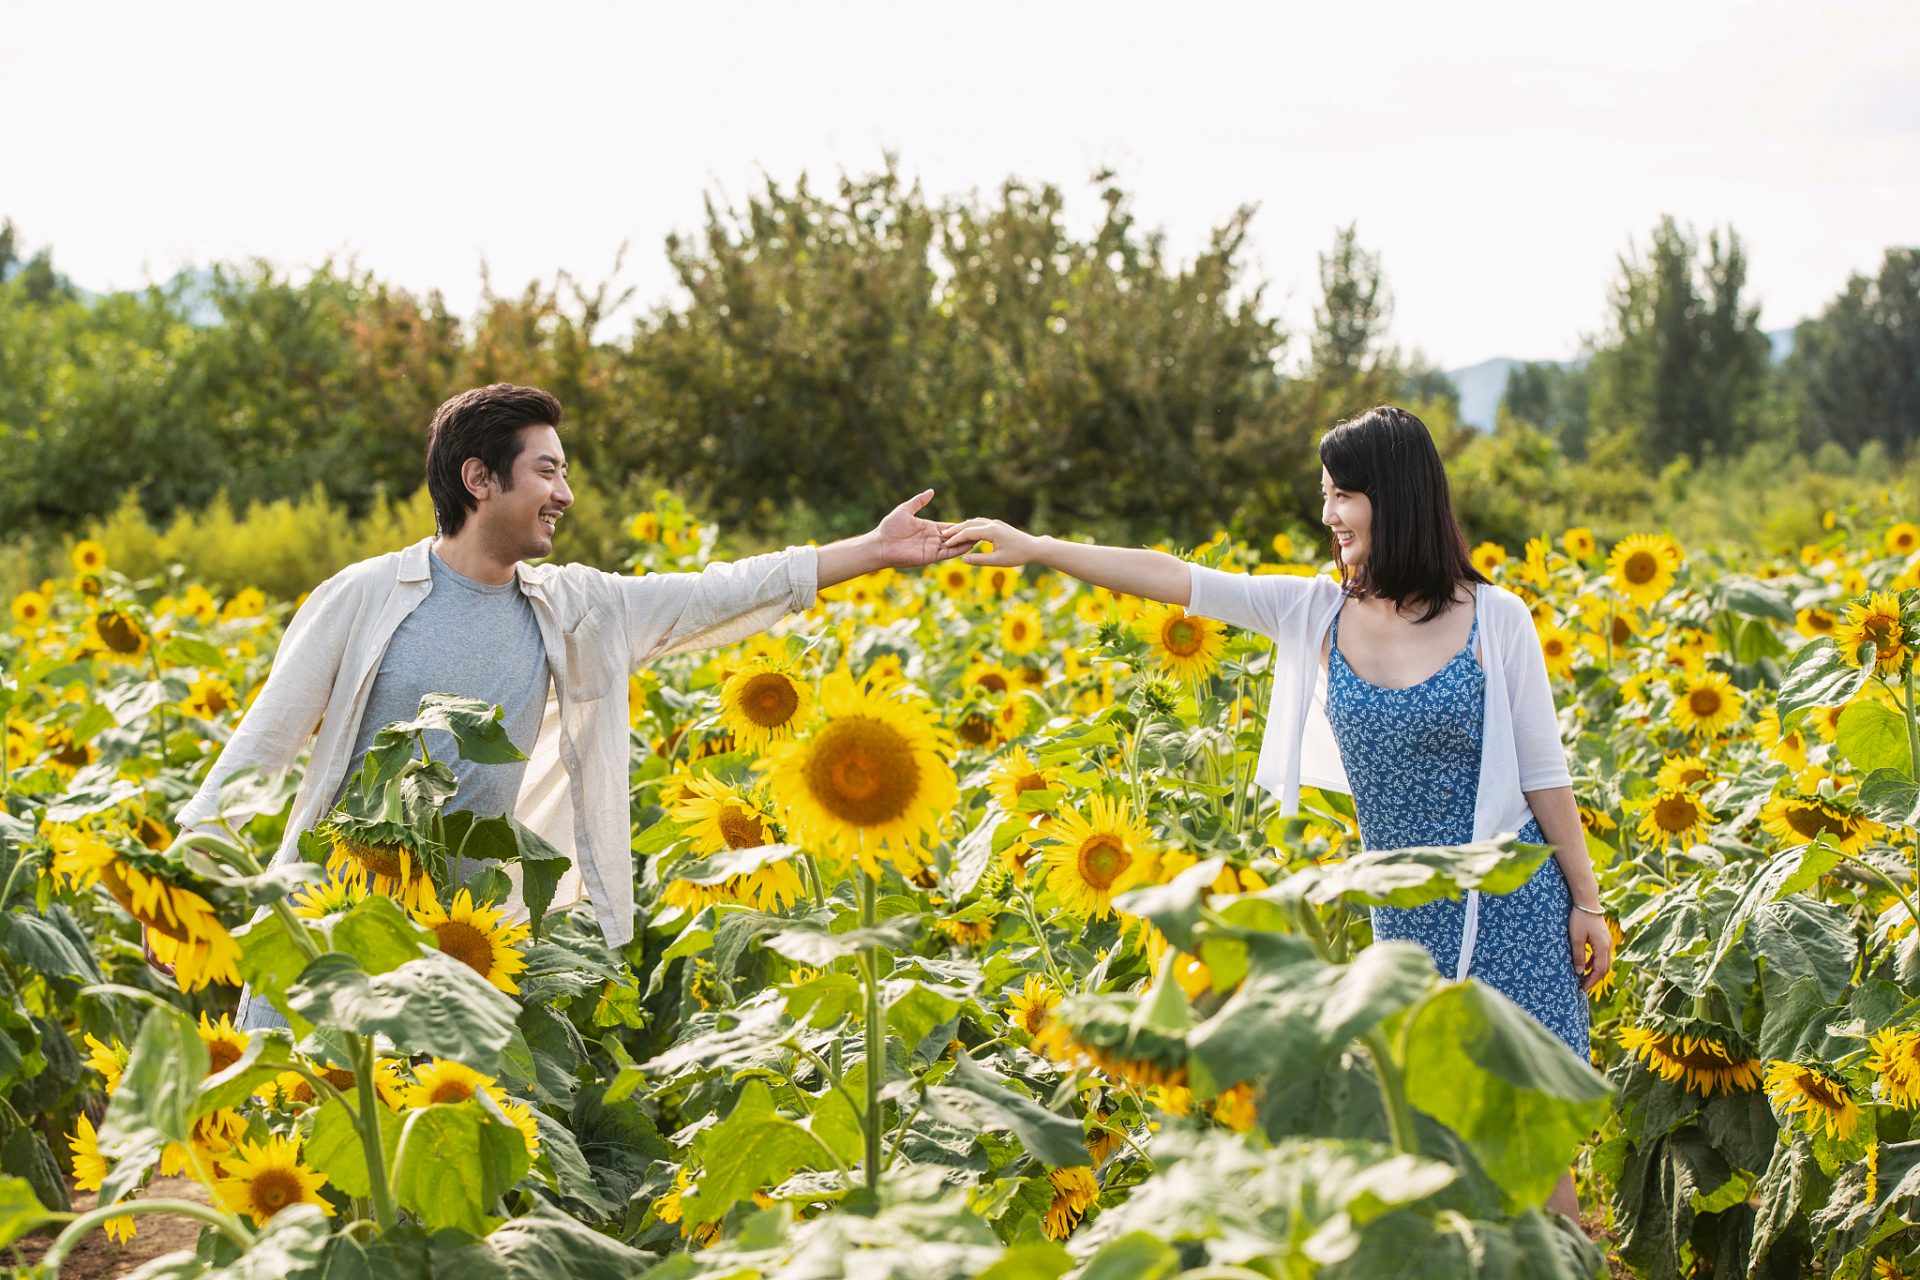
[1787,247,1920,454]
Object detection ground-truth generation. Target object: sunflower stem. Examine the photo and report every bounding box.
[353,1032,399,1234]
[269,898,325,965]
[43,1200,254,1274]
[1904,657,1919,790]
[857,869,884,1194]
[803,851,829,910]
[1360,1027,1418,1157]
[1015,884,1071,993]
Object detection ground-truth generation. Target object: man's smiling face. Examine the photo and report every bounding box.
[476,424,572,562]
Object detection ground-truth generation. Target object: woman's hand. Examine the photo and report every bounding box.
[943,518,1045,566]
[1570,908,1613,994]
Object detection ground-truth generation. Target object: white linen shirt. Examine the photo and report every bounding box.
[1186,568,1572,841]
[174,536,819,947]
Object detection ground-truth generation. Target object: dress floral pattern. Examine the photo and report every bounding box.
[1324,606,1588,1057]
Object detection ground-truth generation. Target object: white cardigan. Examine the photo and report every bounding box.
[1187,567,1572,841]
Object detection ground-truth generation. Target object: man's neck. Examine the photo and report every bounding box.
[431,532,519,586]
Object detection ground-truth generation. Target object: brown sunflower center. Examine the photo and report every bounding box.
[1623,550,1659,585]
[95,612,143,654]
[1784,803,1850,840]
[434,920,496,977]
[804,716,920,826]
[738,673,800,728]
[1544,638,1566,657]
[718,804,766,849]
[1162,618,1203,657]
[1009,620,1031,640]
[198,687,233,716]
[1899,533,1917,550]
[1665,1039,1737,1071]
[342,837,406,880]
[1794,1071,1846,1110]
[429,1077,475,1105]
[1689,689,1724,717]
[956,714,995,745]
[249,1168,300,1218]
[1612,617,1633,645]
[1653,797,1701,832]
[976,671,1009,694]
[1022,1002,1049,1035]
[1077,834,1132,890]
[1807,611,1836,633]
[1017,665,1044,687]
[206,1041,243,1076]
[1014,773,1049,796]
[1865,616,1899,647]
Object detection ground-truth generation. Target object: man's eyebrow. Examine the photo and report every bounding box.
[534,454,568,468]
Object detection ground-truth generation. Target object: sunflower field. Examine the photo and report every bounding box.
[12,500,1920,1280]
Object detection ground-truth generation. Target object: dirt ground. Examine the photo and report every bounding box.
[7,1176,213,1280]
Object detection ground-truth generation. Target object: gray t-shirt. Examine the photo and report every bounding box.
[334,550,551,819]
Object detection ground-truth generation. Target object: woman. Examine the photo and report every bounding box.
[943,404,1610,1220]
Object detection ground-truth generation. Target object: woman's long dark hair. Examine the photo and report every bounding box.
[1318,405,1486,623]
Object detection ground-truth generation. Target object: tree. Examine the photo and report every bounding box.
[1785,247,1920,453]
[1586,217,1773,467]
[1501,362,1592,458]
[1310,224,1389,381]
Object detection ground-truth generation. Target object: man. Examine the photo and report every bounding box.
[166,383,959,1027]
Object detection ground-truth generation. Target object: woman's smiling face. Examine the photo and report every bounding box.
[1321,467,1373,569]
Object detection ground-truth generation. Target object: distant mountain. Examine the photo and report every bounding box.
[1444,328,1797,430]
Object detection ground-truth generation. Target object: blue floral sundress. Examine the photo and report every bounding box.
[1324,604,1588,1057]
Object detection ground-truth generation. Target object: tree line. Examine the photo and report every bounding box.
[1,169,1914,555]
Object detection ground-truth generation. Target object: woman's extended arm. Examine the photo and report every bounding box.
[941,518,1192,605]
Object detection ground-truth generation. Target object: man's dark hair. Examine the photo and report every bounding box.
[424,384,564,536]
[1318,404,1486,622]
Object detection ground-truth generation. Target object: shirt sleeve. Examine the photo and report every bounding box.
[1503,597,1575,791]
[613,545,819,666]
[173,574,352,832]
[1187,565,1316,640]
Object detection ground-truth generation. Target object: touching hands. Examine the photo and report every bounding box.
[942,517,1044,566]
[816,490,968,588]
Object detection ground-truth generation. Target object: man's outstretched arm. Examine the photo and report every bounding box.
[815,490,965,588]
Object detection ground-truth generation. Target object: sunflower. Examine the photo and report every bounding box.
[977,564,1021,598]
[1760,792,1882,854]
[1000,604,1044,656]
[1757,706,1809,771]
[859,652,908,691]
[1836,592,1909,674]
[1563,527,1597,560]
[1009,973,1061,1037]
[1042,1166,1099,1240]
[994,692,1034,744]
[291,875,370,919]
[1212,1083,1258,1134]
[49,830,241,991]
[181,677,239,720]
[932,562,974,598]
[1038,994,1190,1092]
[70,539,108,574]
[1668,671,1743,738]
[213,1136,334,1227]
[222,587,266,620]
[1044,796,1153,920]
[1654,755,1714,790]
[963,662,1016,696]
[674,775,773,853]
[323,827,419,901]
[5,719,36,770]
[10,591,48,626]
[989,747,1058,814]
[402,1058,495,1108]
[935,914,998,947]
[1137,603,1226,681]
[1470,542,1508,575]
[410,890,530,994]
[1889,523,1920,556]
[718,659,814,749]
[1617,1026,1763,1096]
[765,672,958,878]
[161,1107,248,1179]
[1579,805,1618,835]
[83,1033,126,1094]
[198,1013,250,1077]
[85,607,150,663]
[1868,1027,1920,1108]
[1796,607,1840,640]
[497,1096,542,1157]
[1607,534,1679,608]
[68,1115,136,1242]
[1518,538,1552,589]
[1764,1060,1862,1141]
[39,724,96,778]
[1537,624,1577,678]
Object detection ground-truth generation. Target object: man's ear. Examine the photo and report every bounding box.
[461,456,495,502]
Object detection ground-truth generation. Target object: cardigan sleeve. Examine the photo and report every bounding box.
[1187,566,1316,639]
[1500,595,1574,791]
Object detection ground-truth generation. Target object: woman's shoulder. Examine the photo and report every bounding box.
[1474,581,1536,628]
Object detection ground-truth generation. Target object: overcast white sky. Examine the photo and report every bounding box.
[3,1,1916,368]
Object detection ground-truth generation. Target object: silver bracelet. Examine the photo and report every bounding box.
[1571,903,1607,917]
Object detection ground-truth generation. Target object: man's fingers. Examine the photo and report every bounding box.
[900,489,935,516]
